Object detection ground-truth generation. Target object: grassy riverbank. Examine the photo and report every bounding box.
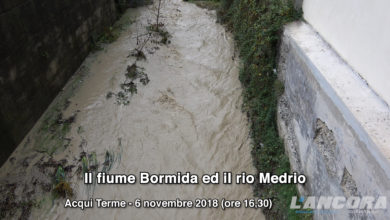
[213,0,311,219]
[185,0,221,10]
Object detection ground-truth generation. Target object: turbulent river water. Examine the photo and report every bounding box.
[0,0,264,219]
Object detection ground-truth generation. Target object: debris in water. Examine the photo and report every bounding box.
[9,157,15,164]
[88,152,98,171]
[64,165,75,173]
[79,139,87,149]
[53,166,73,198]
[140,74,150,85]
[106,91,114,99]
[129,49,146,60]
[126,63,139,79]
[34,112,76,155]
[0,183,37,219]
[116,91,130,105]
[53,181,73,198]
[56,113,76,124]
[63,99,71,110]
[147,24,171,45]
[107,63,150,106]
[121,81,138,94]
[54,166,65,184]
[102,151,114,173]
[77,126,84,134]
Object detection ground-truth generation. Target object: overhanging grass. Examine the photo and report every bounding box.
[217,0,311,219]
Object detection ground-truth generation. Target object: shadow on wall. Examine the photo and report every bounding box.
[0,0,130,166]
[0,117,15,165]
[115,0,152,12]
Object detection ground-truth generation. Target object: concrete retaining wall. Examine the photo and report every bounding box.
[0,0,120,164]
[302,0,390,106]
[278,21,390,219]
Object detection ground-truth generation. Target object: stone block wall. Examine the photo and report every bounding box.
[278,22,390,219]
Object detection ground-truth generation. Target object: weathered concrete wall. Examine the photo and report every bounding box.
[0,0,119,164]
[302,0,390,106]
[278,22,390,219]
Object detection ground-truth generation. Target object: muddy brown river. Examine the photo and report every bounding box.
[0,0,265,219]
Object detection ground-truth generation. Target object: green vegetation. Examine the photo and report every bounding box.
[116,0,153,12]
[186,0,221,10]
[215,0,311,219]
[88,152,99,171]
[107,63,150,105]
[81,155,89,173]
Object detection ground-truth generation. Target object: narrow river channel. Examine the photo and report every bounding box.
[1,0,265,219]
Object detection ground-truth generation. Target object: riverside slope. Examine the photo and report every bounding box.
[0,0,265,219]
